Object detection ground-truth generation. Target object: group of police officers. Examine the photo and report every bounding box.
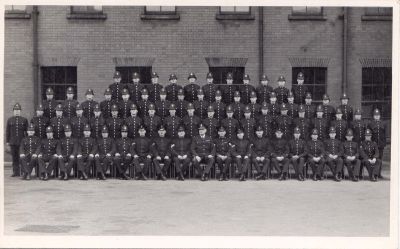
[6,71,388,182]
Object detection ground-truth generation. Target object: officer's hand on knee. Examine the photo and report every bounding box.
[195,156,201,162]
[244,156,249,159]
[20,154,25,158]
[70,155,75,159]
[77,154,82,158]
[156,156,161,160]
[165,156,169,160]
[58,154,63,159]
[126,153,132,158]
[95,153,99,158]
[89,154,94,158]
[115,153,121,157]
[106,153,111,157]
[133,154,139,158]
[207,155,213,159]
[146,155,151,159]
[236,155,241,159]
[32,154,37,158]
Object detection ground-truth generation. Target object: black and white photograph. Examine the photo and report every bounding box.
[1,1,399,248]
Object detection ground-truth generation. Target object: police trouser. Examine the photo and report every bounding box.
[271,157,289,174]
[290,157,305,176]
[192,155,214,175]
[20,155,38,175]
[114,155,132,176]
[308,158,325,176]
[38,155,58,175]
[153,155,171,175]
[133,156,151,174]
[216,155,232,174]
[10,145,20,175]
[252,156,270,174]
[344,158,361,177]
[326,157,343,175]
[174,156,191,174]
[58,156,76,175]
[363,159,382,178]
[234,156,250,174]
[95,155,112,175]
[378,147,385,176]
[77,155,94,174]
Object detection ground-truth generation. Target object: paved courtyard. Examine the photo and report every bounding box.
[4,167,390,236]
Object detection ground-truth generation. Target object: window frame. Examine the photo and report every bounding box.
[292,67,328,102]
[5,5,31,19]
[41,66,78,102]
[288,6,327,21]
[216,6,255,20]
[219,6,251,15]
[144,6,177,15]
[208,66,246,85]
[291,6,323,16]
[115,66,153,85]
[141,6,180,20]
[67,6,107,20]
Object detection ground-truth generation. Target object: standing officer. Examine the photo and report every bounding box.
[184,72,200,103]
[147,72,162,103]
[274,75,289,104]
[166,73,182,102]
[239,74,255,105]
[81,89,98,119]
[94,125,115,180]
[191,124,216,181]
[267,92,280,120]
[324,127,343,181]
[100,88,115,119]
[19,123,40,180]
[287,92,298,119]
[183,103,201,139]
[256,74,273,105]
[56,124,77,181]
[252,126,271,181]
[339,93,353,122]
[128,72,144,104]
[331,108,348,141]
[164,103,182,139]
[288,127,307,181]
[312,105,329,140]
[37,126,58,180]
[304,92,316,119]
[7,103,28,175]
[151,126,172,181]
[292,72,308,105]
[212,90,227,122]
[106,104,123,140]
[270,128,290,181]
[109,71,126,101]
[42,87,57,120]
[76,124,97,180]
[241,106,256,140]
[221,105,239,141]
[194,88,209,120]
[276,103,293,140]
[132,126,152,180]
[50,104,68,140]
[171,126,192,181]
[232,91,245,120]
[230,129,251,181]
[257,102,275,139]
[175,88,189,118]
[369,108,387,178]
[203,72,217,104]
[114,125,132,180]
[70,104,88,139]
[294,105,311,141]
[90,104,105,139]
[63,86,78,119]
[307,128,326,181]
[350,108,368,144]
[118,88,134,119]
[322,94,335,122]
[137,88,153,117]
[203,105,219,139]
[215,126,232,181]
[221,72,237,105]
[248,91,261,120]
[125,103,142,139]
[143,103,162,139]
[156,88,171,122]
[31,104,49,139]
[343,128,361,181]
[360,129,382,181]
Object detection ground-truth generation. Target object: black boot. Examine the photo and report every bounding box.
[82,171,88,180]
[219,173,225,181]
[256,173,265,181]
[352,176,359,182]
[43,173,49,181]
[239,174,245,181]
[201,173,206,181]
[140,172,147,180]
[279,172,286,181]
[160,173,167,181]
[312,174,317,181]
[26,174,31,180]
[178,172,185,181]
[334,174,341,182]
[64,173,69,181]
[101,172,106,180]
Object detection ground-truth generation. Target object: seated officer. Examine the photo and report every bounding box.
[114,125,132,180]
[202,105,219,139]
[252,126,271,181]
[257,102,274,139]
[232,91,245,120]
[171,126,192,181]
[81,89,98,119]
[230,129,251,181]
[77,124,97,180]
[143,103,162,139]
[155,87,170,122]
[191,124,216,181]
[256,74,273,105]
[307,128,326,181]
[270,128,290,181]
[166,73,182,102]
[106,104,123,139]
[132,126,152,180]
[151,126,172,181]
[193,88,209,120]
[202,72,218,104]
[164,103,182,139]
[57,124,77,181]
[70,104,88,139]
[288,127,307,181]
[215,126,232,181]
[37,126,59,181]
[118,88,134,119]
[221,105,239,141]
[183,103,201,139]
[360,129,382,182]
[125,103,142,139]
[19,123,41,180]
[324,127,344,182]
[274,75,289,104]
[184,72,200,103]
[331,108,348,142]
[343,128,361,182]
[211,90,226,122]
[95,125,115,180]
[339,93,353,122]
[175,88,189,118]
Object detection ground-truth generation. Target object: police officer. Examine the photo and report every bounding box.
[369,108,387,178]
[147,72,162,103]
[304,92,316,119]
[257,102,275,139]
[6,103,28,177]
[322,94,335,121]
[94,125,115,180]
[156,88,171,122]
[106,104,123,139]
[100,88,116,119]
[164,103,182,139]
[276,103,293,140]
[339,93,353,122]
[203,105,219,139]
[191,124,216,181]
[287,91,298,119]
[343,128,361,181]
[82,89,98,119]
[270,128,290,180]
[63,86,78,119]
[292,72,308,105]
[128,72,144,104]
[166,73,182,102]
[132,126,152,180]
[137,88,153,117]
[239,74,255,105]
[267,92,280,120]
[288,127,307,181]
[312,105,329,140]
[360,129,382,181]
[175,88,189,118]
[184,72,200,103]
[70,104,88,139]
[221,105,239,141]
[248,91,261,120]
[240,106,256,140]
[114,125,132,180]
[193,88,209,120]
[256,74,273,105]
[143,103,162,139]
[324,127,343,181]
[50,104,68,140]
[56,124,77,180]
[171,126,192,181]
[307,128,326,181]
[252,126,271,180]
[37,126,58,180]
[90,104,105,139]
[230,129,251,181]
[331,108,348,141]
[76,124,97,180]
[182,103,201,139]
[211,90,227,122]
[31,104,49,139]
[19,123,40,180]
[221,72,237,105]
[118,88,134,119]
[202,72,218,104]
[294,105,311,141]
[151,126,172,181]
[42,87,57,119]
[125,103,142,139]
[232,91,245,120]
[274,75,289,104]
[215,126,232,181]
[350,108,368,144]
[109,71,126,101]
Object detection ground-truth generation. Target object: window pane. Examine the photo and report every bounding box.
[146,6,161,12]
[235,6,250,13]
[378,7,392,15]
[92,5,103,11]
[362,86,375,101]
[160,6,176,12]
[220,6,235,12]
[66,67,77,84]
[362,68,373,85]
[42,68,55,84]
[41,67,77,101]
[5,5,12,11]
[292,6,307,14]
[10,5,26,11]
[307,7,322,14]
[373,68,385,85]
[72,6,89,12]
[116,67,152,84]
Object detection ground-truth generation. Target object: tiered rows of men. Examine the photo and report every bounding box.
[6,71,387,182]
